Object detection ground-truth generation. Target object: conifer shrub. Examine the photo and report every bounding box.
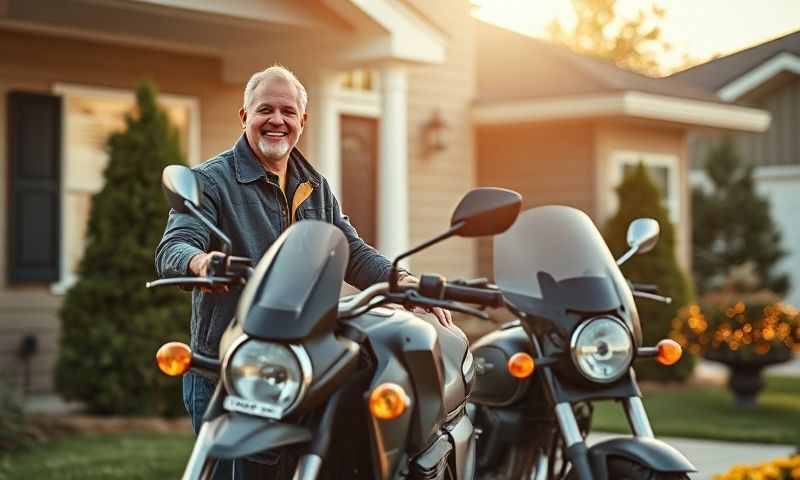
[604,163,695,382]
[56,83,189,415]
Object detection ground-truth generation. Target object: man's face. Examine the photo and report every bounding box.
[239,77,306,164]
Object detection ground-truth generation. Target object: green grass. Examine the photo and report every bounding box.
[0,431,193,480]
[592,375,800,445]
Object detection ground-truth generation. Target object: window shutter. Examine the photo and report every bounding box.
[7,91,62,283]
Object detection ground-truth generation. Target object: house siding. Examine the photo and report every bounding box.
[0,28,242,393]
[404,0,477,279]
[475,121,597,278]
[690,79,800,170]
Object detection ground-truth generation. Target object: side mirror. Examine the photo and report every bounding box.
[161,165,232,254]
[450,188,522,237]
[627,218,660,254]
[616,218,660,266]
[162,165,202,213]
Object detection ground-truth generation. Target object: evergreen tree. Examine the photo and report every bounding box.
[692,139,788,296]
[605,163,695,381]
[56,83,189,415]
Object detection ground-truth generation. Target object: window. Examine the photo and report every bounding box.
[7,92,62,283]
[608,151,680,224]
[51,84,200,292]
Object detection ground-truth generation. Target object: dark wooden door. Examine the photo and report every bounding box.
[340,115,378,247]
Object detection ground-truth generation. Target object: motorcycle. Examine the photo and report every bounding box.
[147,164,522,480]
[469,206,696,480]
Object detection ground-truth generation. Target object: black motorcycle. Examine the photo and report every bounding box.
[148,165,522,480]
[469,206,696,480]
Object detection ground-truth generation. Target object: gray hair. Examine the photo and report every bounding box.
[243,65,308,113]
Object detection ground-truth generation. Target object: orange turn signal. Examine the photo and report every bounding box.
[369,383,410,420]
[156,342,192,376]
[507,352,535,379]
[656,339,682,366]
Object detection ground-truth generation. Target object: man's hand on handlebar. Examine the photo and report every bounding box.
[189,251,229,293]
[398,274,454,328]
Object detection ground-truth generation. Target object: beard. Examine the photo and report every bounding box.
[257,136,291,160]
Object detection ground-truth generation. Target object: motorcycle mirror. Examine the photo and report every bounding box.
[627,218,660,254]
[160,165,233,254]
[616,218,660,266]
[162,165,202,213]
[389,187,522,291]
[450,188,522,238]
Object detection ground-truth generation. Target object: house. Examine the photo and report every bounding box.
[0,0,770,395]
[472,21,769,277]
[671,30,800,306]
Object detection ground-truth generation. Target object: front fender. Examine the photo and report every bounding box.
[588,437,696,480]
[182,413,311,480]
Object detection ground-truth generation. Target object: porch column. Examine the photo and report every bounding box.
[377,64,409,262]
[312,71,341,200]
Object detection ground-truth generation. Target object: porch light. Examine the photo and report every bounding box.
[423,109,449,156]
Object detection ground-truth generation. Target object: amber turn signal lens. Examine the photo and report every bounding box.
[656,339,682,366]
[507,352,535,379]
[369,383,410,420]
[156,342,192,376]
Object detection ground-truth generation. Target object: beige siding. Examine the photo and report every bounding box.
[594,122,691,270]
[475,121,597,277]
[405,0,477,279]
[0,28,243,393]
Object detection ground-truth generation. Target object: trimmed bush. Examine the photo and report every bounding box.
[604,163,695,382]
[56,83,189,415]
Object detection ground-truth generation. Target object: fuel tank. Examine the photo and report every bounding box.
[470,320,533,407]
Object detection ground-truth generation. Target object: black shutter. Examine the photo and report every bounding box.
[7,92,62,283]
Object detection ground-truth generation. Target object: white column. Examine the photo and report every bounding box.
[378,64,409,261]
[312,71,341,200]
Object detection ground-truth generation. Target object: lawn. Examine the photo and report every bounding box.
[592,375,800,445]
[0,431,193,480]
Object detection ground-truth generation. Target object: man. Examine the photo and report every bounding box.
[155,65,452,473]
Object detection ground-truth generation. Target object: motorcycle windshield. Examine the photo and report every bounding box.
[494,206,638,331]
[239,220,349,340]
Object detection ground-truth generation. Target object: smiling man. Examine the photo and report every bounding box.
[155,65,450,478]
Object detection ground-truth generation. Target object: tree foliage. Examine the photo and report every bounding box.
[56,83,189,415]
[547,0,670,76]
[605,163,695,381]
[692,139,789,296]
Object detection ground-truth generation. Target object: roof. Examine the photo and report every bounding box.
[475,20,720,105]
[670,30,800,91]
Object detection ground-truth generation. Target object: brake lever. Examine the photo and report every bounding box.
[633,290,672,304]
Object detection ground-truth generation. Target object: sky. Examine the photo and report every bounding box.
[471,0,800,74]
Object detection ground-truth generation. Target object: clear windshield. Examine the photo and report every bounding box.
[494,206,638,330]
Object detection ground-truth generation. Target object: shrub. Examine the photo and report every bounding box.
[604,163,695,381]
[55,83,189,416]
[0,383,38,452]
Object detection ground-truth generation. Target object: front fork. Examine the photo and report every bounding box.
[552,397,654,480]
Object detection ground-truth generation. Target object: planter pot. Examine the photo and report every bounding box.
[705,348,792,407]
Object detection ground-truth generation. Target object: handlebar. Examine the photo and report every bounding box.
[442,284,504,309]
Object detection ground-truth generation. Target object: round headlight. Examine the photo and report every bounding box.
[570,317,633,383]
[224,339,309,414]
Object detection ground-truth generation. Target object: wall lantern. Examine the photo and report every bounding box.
[423,109,448,156]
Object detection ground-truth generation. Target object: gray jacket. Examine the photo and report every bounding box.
[155,135,393,356]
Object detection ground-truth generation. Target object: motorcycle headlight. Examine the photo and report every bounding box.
[570,317,633,383]
[223,339,311,417]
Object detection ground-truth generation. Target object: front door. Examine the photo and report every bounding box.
[340,115,378,247]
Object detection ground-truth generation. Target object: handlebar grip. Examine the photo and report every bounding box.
[442,284,504,309]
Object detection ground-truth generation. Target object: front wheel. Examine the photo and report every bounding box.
[567,457,690,480]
